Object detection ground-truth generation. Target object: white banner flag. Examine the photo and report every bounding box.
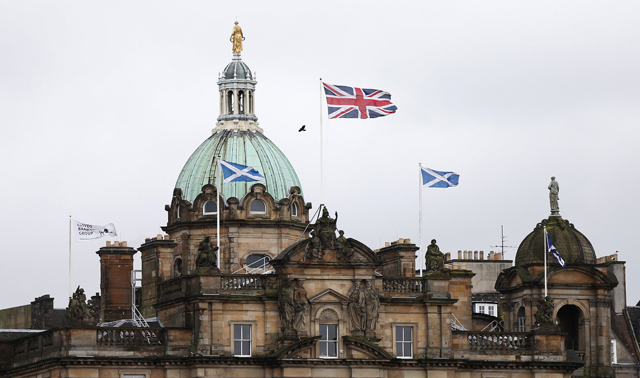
[72,220,117,241]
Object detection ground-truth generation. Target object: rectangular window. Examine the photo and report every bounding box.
[488,305,495,317]
[319,324,338,358]
[612,339,617,364]
[396,326,413,358]
[478,305,485,314]
[234,324,251,357]
[518,317,526,332]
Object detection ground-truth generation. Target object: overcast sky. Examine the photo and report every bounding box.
[1,1,639,310]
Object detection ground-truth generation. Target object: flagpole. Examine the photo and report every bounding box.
[216,156,221,270]
[544,227,548,297]
[319,78,324,205]
[418,163,423,277]
[68,215,72,298]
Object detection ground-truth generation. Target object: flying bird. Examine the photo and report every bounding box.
[298,125,306,132]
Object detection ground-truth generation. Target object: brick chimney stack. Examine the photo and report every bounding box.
[96,241,137,322]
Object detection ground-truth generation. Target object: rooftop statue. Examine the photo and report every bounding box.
[424,239,445,274]
[230,21,245,54]
[195,236,218,270]
[316,207,338,249]
[66,286,93,324]
[548,176,559,215]
[534,297,555,326]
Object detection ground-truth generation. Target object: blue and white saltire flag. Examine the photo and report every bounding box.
[323,83,397,119]
[421,166,460,188]
[546,230,566,267]
[220,160,265,183]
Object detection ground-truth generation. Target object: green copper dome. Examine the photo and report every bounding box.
[175,129,302,203]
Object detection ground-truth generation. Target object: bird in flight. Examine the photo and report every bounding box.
[298,125,306,132]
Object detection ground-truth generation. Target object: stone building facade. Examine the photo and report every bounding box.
[0,23,637,378]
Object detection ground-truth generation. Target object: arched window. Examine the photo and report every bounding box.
[238,91,245,114]
[173,257,183,277]
[246,254,270,270]
[203,200,217,215]
[250,199,266,214]
[227,90,234,114]
[248,92,253,114]
[291,202,298,217]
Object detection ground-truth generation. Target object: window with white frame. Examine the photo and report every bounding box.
[474,303,498,317]
[234,324,252,357]
[250,199,266,214]
[612,339,617,364]
[203,200,217,215]
[319,324,338,358]
[396,326,413,358]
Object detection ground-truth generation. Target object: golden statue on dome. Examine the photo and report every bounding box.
[230,21,245,53]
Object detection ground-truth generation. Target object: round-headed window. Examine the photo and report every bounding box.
[203,200,217,215]
[250,199,266,214]
[174,257,183,277]
[246,254,270,270]
[291,202,298,217]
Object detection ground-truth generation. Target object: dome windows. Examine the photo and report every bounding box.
[203,200,217,215]
[250,199,266,214]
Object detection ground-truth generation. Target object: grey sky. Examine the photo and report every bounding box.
[1,1,639,309]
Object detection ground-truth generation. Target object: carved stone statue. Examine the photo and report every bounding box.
[230,21,245,54]
[304,229,323,261]
[195,236,218,270]
[548,176,559,215]
[347,281,366,335]
[292,279,308,335]
[66,286,93,324]
[364,281,380,337]
[315,207,338,249]
[424,239,445,273]
[278,279,295,336]
[336,230,356,262]
[534,297,555,326]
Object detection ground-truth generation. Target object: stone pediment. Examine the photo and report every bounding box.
[308,288,350,304]
[272,238,381,265]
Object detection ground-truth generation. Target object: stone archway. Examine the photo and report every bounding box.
[557,305,583,351]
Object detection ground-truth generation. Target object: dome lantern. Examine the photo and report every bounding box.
[174,22,302,204]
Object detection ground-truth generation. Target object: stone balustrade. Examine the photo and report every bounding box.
[7,327,192,368]
[157,274,275,303]
[466,332,530,350]
[96,328,165,346]
[452,330,565,362]
[382,277,423,293]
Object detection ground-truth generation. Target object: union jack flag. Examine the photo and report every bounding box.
[323,83,397,119]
